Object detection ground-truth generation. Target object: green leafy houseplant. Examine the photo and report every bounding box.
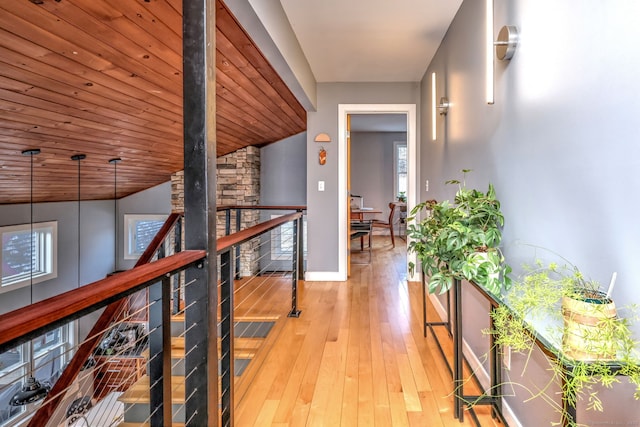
[406,170,512,295]
[486,261,640,426]
[397,191,406,203]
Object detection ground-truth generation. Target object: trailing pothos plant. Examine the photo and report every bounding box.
[485,261,640,427]
[406,170,512,295]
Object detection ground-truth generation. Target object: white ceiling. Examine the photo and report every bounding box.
[279,0,463,82]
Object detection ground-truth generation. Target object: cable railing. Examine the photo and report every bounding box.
[0,207,306,426]
[217,205,306,281]
[216,210,304,424]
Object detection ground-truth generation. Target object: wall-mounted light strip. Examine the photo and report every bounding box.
[486,0,494,104]
[431,72,437,141]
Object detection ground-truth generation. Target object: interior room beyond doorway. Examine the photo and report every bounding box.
[349,113,407,232]
[337,103,418,281]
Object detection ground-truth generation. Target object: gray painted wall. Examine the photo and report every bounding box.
[421,0,640,424]
[260,132,307,205]
[306,82,419,273]
[259,132,307,271]
[351,131,406,223]
[0,181,171,344]
[0,200,113,316]
[117,181,171,271]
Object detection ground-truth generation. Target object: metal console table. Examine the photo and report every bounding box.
[423,277,635,427]
[423,278,507,426]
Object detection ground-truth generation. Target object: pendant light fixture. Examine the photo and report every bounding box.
[10,149,51,406]
[71,154,86,289]
[108,158,121,273]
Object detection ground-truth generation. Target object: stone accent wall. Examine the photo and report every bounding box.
[171,170,184,213]
[170,146,261,277]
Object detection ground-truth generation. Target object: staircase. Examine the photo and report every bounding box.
[117,314,186,426]
[116,313,278,426]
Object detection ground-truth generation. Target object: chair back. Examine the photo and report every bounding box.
[388,202,396,224]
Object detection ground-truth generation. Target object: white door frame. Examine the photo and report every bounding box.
[337,104,418,281]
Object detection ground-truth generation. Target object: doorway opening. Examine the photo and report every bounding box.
[337,104,418,281]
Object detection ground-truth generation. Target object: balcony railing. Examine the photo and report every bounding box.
[0,206,305,427]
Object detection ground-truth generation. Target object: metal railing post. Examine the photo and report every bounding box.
[220,249,235,425]
[149,276,172,426]
[297,210,304,281]
[173,217,182,315]
[235,209,241,279]
[225,209,231,236]
[288,218,302,318]
[490,305,502,419]
[453,278,463,421]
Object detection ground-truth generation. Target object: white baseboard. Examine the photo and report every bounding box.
[304,271,345,282]
[428,294,522,427]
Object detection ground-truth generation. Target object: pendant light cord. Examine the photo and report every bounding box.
[29,153,34,305]
[71,154,86,287]
[77,158,81,288]
[22,148,40,380]
[109,158,121,273]
[114,161,117,271]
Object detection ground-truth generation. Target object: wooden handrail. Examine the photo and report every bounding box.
[26,212,185,426]
[0,250,205,352]
[216,212,302,254]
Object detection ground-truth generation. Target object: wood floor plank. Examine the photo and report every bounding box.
[340,282,360,426]
[234,236,502,427]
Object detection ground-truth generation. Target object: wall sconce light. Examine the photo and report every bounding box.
[437,97,450,116]
[486,0,494,104]
[314,133,331,143]
[431,72,437,141]
[495,25,519,60]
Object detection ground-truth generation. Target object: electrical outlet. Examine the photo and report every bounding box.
[503,345,511,370]
[425,179,429,192]
[318,180,325,191]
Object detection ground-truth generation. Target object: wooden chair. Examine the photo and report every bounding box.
[350,220,372,263]
[372,202,396,247]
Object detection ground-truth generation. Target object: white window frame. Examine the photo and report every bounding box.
[270,215,307,261]
[124,214,168,260]
[0,221,58,294]
[393,141,408,198]
[0,322,75,427]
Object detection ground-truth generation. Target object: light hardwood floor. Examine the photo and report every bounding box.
[234,236,502,427]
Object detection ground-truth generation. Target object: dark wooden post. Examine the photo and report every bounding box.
[183,0,218,425]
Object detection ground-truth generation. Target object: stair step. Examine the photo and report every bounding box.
[232,337,264,359]
[141,337,185,358]
[118,375,185,404]
[140,337,185,376]
[141,335,264,359]
[171,313,185,336]
[119,424,185,427]
[119,375,186,423]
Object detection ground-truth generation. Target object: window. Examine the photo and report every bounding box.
[270,215,307,261]
[0,323,74,426]
[124,214,168,260]
[1,221,57,294]
[394,141,408,198]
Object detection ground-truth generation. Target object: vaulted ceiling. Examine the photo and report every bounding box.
[0,0,306,204]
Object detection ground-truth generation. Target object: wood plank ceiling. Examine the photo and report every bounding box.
[0,0,306,204]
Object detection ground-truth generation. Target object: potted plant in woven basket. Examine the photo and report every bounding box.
[486,260,640,426]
